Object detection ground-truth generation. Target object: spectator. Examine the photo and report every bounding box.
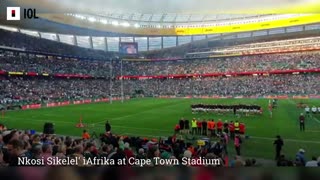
[105,121,111,133]
[273,135,284,160]
[55,145,66,159]
[41,144,53,165]
[295,149,306,166]
[305,156,319,167]
[234,135,241,156]
[123,142,134,159]
[82,130,90,140]
[136,148,146,159]
[83,142,95,160]
[6,139,27,166]
[72,145,84,166]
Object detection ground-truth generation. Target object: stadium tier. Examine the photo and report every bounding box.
[1,74,320,106]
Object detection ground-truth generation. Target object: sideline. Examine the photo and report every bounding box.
[2,116,320,144]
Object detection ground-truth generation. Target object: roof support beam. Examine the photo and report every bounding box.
[160,14,166,23]
[128,13,134,21]
[187,14,192,23]
[89,36,93,49]
[138,13,144,22]
[173,14,178,22]
[148,14,153,23]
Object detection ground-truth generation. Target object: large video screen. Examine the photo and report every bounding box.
[119,42,138,55]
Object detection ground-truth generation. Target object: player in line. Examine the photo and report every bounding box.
[175,118,246,138]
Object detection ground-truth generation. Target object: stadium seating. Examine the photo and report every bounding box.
[1,51,320,77]
[0,30,320,168]
[1,31,320,104]
[120,52,320,76]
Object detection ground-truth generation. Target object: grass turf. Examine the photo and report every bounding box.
[1,98,320,160]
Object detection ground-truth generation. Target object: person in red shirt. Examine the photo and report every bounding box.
[207,119,215,137]
[174,124,180,134]
[229,121,235,140]
[197,120,202,135]
[217,119,223,135]
[82,130,90,140]
[239,123,245,135]
[211,120,216,137]
[123,143,134,159]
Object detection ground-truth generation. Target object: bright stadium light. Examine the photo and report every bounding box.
[88,17,96,22]
[75,14,86,20]
[112,21,119,26]
[100,19,108,24]
[121,22,130,27]
[134,23,140,28]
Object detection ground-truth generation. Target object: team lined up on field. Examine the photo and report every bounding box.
[304,106,320,114]
[191,104,262,115]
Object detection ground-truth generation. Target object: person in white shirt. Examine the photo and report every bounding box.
[305,157,319,167]
[312,106,317,114]
[305,106,310,117]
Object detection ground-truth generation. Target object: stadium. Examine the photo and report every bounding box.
[0,0,320,169]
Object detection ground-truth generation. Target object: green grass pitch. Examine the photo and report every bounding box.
[1,98,320,160]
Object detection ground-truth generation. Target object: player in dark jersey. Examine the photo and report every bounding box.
[223,120,229,134]
[184,119,190,134]
[179,118,185,134]
[299,113,305,132]
[202,119,207,135]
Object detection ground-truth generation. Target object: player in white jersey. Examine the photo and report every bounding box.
[305,106,310,117]
[311,106,317,114]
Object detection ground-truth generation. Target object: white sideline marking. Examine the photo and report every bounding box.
[1,117,172,132]
[306,130,320,133]
[17,100,188,124]
[3,116,320,144]
[312,116,320,124]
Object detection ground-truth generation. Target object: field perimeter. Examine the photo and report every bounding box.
[1,98,320,160]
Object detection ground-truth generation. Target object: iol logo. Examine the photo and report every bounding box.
[7,7,21,21]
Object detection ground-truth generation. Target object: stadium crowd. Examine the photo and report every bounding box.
[1,74,320,105]
[1,51,320,77]
[120,52,320,76]
[0,54,111,77]
[121,74,320,97]
[0,77,110,105]
[0,125,319,167]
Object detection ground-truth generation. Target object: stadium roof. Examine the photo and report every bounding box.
[9,0,320,14]
[1,0,320,52]
[0,0,318,37]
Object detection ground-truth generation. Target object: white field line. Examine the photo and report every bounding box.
[3,117,320,144]
[312,116,320,124]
